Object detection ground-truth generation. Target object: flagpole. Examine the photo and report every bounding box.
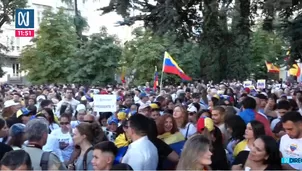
[154,66,157,91]
[160,52,165,91]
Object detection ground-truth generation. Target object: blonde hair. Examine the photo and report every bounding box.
[176,134,211,170]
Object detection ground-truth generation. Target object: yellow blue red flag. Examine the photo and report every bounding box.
[163,52,192,81]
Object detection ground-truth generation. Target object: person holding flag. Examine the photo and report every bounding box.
[153,66,159,91]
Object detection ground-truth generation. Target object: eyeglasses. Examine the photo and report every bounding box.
[84,120,94,123]
[60,122,70,125]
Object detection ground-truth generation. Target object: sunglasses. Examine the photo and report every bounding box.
[188,112,196,116]
[60,122,69,125]
[84,120,94,123]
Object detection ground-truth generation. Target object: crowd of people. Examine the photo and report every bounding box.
[0,81,301,170]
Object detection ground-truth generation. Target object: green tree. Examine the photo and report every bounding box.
[60,0,96,42]
[0,0,27,77]
[100,0,297,82]
[20,9,78,84]
[100,0,254,82]
[122,28,201,85]
[250,27,286,79]
[66,27,122,85]
[263,0,302,64]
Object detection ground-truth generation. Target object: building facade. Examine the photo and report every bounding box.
[0,0,143,84]
[0,0,82,83]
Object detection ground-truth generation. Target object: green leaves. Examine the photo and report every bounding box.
[21,10,121,85]
[122,28,202,85]
[20,9,78,84]
[250,27,286,79]
[66,27,122,85]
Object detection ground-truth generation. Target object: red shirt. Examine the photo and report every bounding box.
[255,112,273,137]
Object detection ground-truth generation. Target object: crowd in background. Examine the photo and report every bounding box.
[0,80,301,170]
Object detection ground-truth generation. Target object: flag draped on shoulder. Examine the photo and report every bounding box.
[265,61,280,73]
[163,52,192,81]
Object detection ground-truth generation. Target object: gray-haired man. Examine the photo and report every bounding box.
[23,119,66,170]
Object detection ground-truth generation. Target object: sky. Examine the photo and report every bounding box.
[78,0,131,40]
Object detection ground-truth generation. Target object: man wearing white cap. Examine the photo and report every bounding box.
[2,100,20,119]
[70,104,86,129]
[138,104,151,117]
[187,103,199,125]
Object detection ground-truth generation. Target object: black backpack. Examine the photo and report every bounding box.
[83,147,94,171]
[40,152,51,170]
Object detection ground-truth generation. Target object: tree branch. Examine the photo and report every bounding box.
[0,14,9,28]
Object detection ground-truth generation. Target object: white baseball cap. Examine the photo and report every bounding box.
[4,100,19,108]
[76,104,86,112]
[187,103,198,113]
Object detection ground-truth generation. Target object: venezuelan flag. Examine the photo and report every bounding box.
[265,61,280,73]
[163,52,192,81]
[153,66,159,90]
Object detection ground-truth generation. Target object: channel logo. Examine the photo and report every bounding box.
[281,157,302,164]
[15,9,34,28]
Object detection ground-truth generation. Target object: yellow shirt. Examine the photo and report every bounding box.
[158,132,185,145]
[233,139,248,157]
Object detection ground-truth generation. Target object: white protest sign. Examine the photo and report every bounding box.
[243,81,252,88]
[93,95,116,112]
[257,80,266,89]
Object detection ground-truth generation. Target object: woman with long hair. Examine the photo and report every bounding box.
[173,105,196,139]
[233,120,266,158]
[0,118,12,160]
[70,122,105,171]
[176,135,212,170]
[41,108,59,132]
[232,135,282,170]
[156,114,185,145]
[225,115,247,163]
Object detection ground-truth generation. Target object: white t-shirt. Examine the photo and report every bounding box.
[50,128,74,162]
[179,123,197,139]
[43,134,64,162]
[49,123,60,132]
[56,98,80,117]
[134,95,140,104]
[279,134,302,170]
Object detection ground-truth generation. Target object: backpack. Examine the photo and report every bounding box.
[82,147,94,170]
[40,152,51,170]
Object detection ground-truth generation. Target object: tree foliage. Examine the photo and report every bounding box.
[20,9,121,85]
[250,27,287,79]
[262,0,302,64]
[20,9,78,84]
[100,0,253,82]
[122,28,201,85]
[99,0,301,82]
[66,27,122,85]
